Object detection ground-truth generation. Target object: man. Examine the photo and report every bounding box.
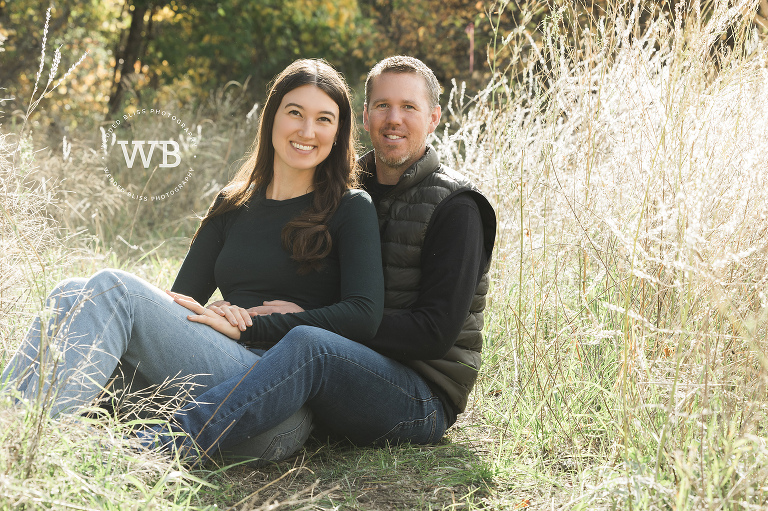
[144,56,496,460]
[357,56,496,428]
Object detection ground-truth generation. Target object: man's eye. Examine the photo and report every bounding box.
[376,103,388,109]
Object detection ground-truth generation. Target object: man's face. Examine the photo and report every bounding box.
[363,72,441,177]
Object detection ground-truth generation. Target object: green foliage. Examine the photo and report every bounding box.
[107,0,374,113]
[1,1,551,127]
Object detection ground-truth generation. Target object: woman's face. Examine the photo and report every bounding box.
[271,84,340,177]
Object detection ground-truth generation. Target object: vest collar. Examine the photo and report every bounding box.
[360,145,441,197]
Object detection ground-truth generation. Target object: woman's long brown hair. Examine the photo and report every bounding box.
[194,59,359,273]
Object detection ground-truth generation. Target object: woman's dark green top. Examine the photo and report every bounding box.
[171,188,384,349]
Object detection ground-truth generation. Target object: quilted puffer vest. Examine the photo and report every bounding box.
[361,147,495,413]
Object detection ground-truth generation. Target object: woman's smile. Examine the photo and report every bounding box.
[290,141,316,152]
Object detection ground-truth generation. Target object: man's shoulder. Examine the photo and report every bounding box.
[412,164,474,200]
[431,163,476,189]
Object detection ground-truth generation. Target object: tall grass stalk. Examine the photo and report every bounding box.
[439,0,768,507]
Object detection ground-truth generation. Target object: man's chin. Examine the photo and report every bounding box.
[376,152,411,169]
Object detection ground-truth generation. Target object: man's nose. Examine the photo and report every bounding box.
[385,107,402,125]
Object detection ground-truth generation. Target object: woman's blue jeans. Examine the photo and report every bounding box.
[152,324,448,459]
[0,268,312,463]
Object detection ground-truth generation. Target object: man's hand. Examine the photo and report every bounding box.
[247,300,305,316]
[166,291,242,340]
[206,300,252,331]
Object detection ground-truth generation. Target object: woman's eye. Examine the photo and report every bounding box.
[289,109,302,117]
[318,116,332,123]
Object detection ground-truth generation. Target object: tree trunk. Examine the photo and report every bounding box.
[107,3,149,116]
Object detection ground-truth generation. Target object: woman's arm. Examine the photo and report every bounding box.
[241,190,384,345]
[170,196,229,305]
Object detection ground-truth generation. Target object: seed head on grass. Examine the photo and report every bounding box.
[29,7,51,105]
[21,7,89,143]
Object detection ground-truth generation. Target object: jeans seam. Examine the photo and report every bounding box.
[427,407,438,443]
[371,409,437,445]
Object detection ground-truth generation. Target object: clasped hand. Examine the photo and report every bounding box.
[166,290,304,340]
[165,290,243,340]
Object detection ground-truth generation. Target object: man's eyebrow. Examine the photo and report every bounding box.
[284,103,337,118]
[372,98,418,105]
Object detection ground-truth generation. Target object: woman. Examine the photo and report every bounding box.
[1,59,383,464]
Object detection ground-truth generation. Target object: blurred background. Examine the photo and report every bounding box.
[1,0,532,131]
[0,0,545,249]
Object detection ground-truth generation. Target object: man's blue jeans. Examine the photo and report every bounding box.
[1,268,312,463]
[155,325,448,458]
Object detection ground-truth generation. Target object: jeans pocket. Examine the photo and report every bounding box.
[373,409,444,446]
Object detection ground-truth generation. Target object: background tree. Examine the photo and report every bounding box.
[107,0,153,115]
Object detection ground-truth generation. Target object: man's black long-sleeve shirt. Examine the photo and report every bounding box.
[363,180,490,361]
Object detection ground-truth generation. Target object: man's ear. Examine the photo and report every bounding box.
[428,105,441,134]
[363,103,370,132]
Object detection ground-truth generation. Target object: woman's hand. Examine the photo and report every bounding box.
[166,291,242,340]
[247,300,305,316]
[206,300,252,331]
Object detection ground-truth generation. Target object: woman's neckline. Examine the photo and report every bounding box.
[258,186,314,206]
[265,180,314,201]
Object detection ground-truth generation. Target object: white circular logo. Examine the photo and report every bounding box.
[101,108,199,201]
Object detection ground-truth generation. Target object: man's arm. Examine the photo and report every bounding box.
[360,192,488,359]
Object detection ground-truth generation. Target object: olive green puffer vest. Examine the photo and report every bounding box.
[362,147,495,413]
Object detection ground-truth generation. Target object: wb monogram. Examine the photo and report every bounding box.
[117,140,181,168]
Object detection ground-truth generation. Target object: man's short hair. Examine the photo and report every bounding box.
[365,55,441,109]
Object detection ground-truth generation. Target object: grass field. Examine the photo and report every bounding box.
[3,1,768,509]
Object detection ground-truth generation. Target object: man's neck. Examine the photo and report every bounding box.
[374,165,404,185]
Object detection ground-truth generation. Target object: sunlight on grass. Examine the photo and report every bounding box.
[437,0,768,508]
[3,0,768,509]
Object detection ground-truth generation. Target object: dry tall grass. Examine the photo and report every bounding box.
[437,0,768,508]
[0,16,226,509]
